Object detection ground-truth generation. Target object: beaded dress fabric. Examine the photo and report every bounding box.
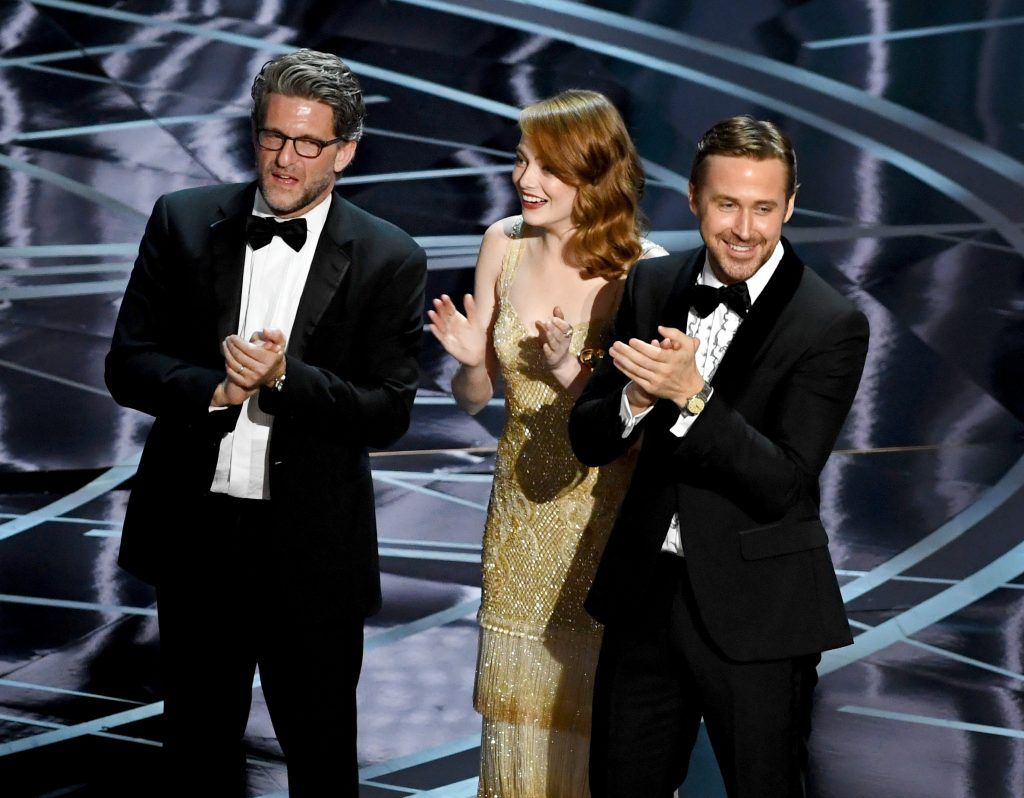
[474,227,637,798]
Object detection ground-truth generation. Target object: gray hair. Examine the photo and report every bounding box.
[691,115,798,198]
[251,49,365,141]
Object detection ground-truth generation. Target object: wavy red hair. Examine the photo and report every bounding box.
[519,90,645,279]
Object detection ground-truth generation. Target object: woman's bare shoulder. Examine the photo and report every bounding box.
[476,217,520,284]
[485,215,526,241]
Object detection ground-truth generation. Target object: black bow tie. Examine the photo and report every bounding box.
[690,282,751,318]
[246,215,307,252]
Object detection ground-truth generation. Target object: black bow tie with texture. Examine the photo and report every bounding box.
[690,281,751,318]
[245,215,307,252]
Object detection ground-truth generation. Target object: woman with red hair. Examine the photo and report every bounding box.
[429,90,666,797]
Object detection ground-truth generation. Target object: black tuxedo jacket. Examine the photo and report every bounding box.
[569,241,868,661]
[105,182,427,620]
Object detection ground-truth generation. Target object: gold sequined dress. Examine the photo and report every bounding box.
[474,232,636,798]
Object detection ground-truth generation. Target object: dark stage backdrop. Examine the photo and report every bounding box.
[0,1,1022,796]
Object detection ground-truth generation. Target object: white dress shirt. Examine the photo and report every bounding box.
[209,192,332,499]
[618,241,785,554]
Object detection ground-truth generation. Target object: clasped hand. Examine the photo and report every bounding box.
[428,295,575,376]
[609,325,704,411]
[213,328,286,406]
[536,306,574,370]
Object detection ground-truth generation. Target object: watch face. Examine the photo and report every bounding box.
[686,395,706,415]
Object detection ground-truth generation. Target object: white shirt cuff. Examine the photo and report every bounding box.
[619,382,655,438]
[669,411,695,437]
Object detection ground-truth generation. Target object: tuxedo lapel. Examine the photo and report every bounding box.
[288,193,352,359]
[659,248,703,331]
[210,183,256,342]
[710,239,804,402]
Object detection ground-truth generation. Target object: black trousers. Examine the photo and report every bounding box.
[155,493,364,798]
[590,554,819,798]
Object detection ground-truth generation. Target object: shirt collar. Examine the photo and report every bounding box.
[699,240,784,306]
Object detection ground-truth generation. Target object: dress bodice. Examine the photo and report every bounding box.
[479,230,635,640]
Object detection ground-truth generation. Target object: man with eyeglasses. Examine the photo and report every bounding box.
[105,49,426,797]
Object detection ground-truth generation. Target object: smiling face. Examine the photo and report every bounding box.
[688,154,795,284]
[255,93,356,218]
[512,138,578,236]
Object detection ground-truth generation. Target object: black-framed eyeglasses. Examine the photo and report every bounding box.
[257,129,346,159]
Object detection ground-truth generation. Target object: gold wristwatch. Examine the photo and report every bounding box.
[683,381,712,416]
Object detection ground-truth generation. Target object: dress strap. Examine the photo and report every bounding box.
[497,217,526,299]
